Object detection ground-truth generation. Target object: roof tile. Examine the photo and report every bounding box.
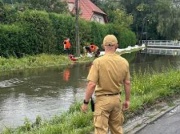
[67,0,106,21]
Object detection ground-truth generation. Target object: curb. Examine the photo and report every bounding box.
[123,99,180,134]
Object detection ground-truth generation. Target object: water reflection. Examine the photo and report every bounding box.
[130,54,180,74]
[63,69,70,82]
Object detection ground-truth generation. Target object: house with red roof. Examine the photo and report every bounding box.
[66,0,107,24]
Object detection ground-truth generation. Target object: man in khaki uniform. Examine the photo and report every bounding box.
[81,34,131,134]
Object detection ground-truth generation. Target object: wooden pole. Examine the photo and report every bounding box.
[75,0,80,57]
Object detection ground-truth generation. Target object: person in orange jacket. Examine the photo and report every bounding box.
[63,38,71,54]
[68,54,78,61]
[84,43,100,57]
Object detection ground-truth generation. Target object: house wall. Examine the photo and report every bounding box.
[67,1,106,24]
[68,3,74,12]
[91,14,105,24]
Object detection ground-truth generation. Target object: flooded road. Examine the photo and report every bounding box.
[0,63,91,131]
[0,55,179,131]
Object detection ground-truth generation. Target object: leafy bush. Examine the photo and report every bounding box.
[0,5,137,57]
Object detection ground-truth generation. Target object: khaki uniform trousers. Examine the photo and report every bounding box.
[93,95,124,134]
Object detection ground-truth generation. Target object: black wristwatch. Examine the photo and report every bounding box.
[83,99,89,104]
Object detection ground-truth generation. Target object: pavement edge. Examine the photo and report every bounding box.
[124,99,180,134]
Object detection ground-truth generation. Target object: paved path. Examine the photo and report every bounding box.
[124,99,180,134]
[136,105,180,134]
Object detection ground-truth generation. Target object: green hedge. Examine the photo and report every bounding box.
[0,24,24,57]
[0,6,137,57]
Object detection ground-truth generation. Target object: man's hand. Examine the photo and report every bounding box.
[122,100,130,111]
[81,104,88,113]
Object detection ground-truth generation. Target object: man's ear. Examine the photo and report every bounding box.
[115,44,118,49]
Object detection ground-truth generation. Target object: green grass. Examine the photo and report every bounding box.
[2,103,94,134]
[125,67,180,116]
[0,54,93,76]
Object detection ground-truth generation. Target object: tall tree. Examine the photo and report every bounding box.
[92,0,133,27]
[155,0,180,39]
[120,0,180,40]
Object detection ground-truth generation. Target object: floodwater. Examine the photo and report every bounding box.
[0,63,92,131]
[0,55,179,131]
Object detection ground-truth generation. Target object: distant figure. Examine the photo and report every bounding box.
[68,54,77,61]
[83,43,100,57]
[63,38,71,54]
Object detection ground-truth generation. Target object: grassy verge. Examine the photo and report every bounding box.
[1,66,180,134]
[0,54,93,76]
[125,67,180,118]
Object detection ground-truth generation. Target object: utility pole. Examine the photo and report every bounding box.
[11,0,14,7]
[75,0,80,57]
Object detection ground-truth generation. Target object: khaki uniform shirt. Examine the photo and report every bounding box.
[87,53,130,96]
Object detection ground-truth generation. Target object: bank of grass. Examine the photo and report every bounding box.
[127,67,180,117]
[2,65,180,134]
[0,54,93,76]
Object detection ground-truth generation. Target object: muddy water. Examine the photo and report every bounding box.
[0,63,92,131]
[0,55,179,131]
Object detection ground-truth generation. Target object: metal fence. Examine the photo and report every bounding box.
[141,40,180,55]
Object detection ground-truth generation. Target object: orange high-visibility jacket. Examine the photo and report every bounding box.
[90,44,98,52]
[63,39,71,49]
